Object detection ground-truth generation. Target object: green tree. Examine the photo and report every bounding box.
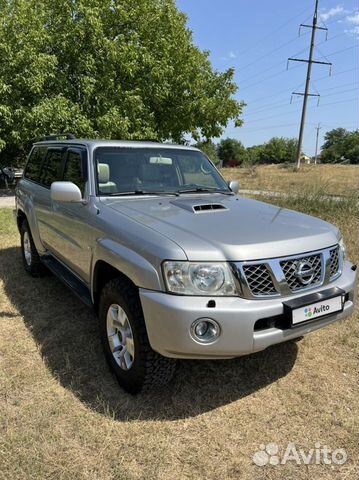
[195,139,219,164]
[321,128,359,164]
[259,137,297,164]
[246,144,264,164]
[0,0,243,164]
[217,138,246,166]
[343,131,359,164]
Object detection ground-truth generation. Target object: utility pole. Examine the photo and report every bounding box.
[288,0,331,169]
[314,123,321,164]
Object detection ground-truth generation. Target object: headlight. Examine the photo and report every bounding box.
[163,261,238,296]
[339,237,346,260]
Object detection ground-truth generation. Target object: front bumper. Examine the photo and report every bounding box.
[139,260,357,359]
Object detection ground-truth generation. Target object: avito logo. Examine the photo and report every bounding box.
[305,304,330,318]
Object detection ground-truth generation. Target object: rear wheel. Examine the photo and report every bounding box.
[99,278,176,394]
[20,220,46,277]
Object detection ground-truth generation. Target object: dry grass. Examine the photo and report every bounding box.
[0,182,358,479]
[222,163,359,197]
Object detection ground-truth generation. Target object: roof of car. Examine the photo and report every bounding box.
[33,139,199,151]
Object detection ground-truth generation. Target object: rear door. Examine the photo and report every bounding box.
[18,146,49,249]
[35,147,66,247]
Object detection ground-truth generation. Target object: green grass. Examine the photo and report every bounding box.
[0,192,358,480]
[251,189,358,263]
[0,208,17,235]
[222,163,359,197]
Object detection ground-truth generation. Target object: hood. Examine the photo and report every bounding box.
[101,194,339,261]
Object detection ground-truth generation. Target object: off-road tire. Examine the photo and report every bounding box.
[99,278,176,394]
[20,219,46,277]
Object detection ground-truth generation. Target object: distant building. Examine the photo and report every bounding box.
[301,153,311,164]
[301,152,321,164]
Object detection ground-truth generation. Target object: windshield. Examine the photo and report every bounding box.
[94,147,230,195]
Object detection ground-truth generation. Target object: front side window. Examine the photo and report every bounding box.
[24,147,47,183]
[40,149,64,187]
[63,151,86,196]
[94,147,229,195]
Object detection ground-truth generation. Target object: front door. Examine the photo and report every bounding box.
[47,148,93,283]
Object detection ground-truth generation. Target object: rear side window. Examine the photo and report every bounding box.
[40,149,64,187]
[63,150,86,196]
[24,147,47,183]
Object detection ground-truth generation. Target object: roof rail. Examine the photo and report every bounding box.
[138,138,160,143]
[39,133,76,141]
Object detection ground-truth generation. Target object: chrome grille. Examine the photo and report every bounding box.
[236,245,341,299]
[280,254,322,291]
[329,246,340,278]
[242,264,277,296]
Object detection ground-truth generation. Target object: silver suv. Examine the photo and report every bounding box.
[15,137,357,393]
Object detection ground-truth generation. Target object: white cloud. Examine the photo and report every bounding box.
[346,12,359,25]
[345,11,359,35]
[319,5,344,22]
[220,51,237,62]
[345,26,359,35]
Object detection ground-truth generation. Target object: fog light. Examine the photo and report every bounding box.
[191,318,221,344]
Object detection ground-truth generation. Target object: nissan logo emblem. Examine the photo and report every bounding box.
[295,260,315,285]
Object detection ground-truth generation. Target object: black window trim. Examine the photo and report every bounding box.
[23,145,48,186]
[38,147,67,189]
[62,147,88,195]
[24,143,88,189]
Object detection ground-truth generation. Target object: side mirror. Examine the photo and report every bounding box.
[51,181,82,203]
[229,180,240,194]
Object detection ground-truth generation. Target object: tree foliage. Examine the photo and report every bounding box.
[0,0,243,163]
[217,138,246,166]
[258,137,297,164]
[216,136,297,166]
[321,128,359,164]
[194,139,219,164]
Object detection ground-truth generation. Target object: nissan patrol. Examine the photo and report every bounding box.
[15,137,357,393]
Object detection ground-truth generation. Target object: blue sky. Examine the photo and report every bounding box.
[176,0,358,155]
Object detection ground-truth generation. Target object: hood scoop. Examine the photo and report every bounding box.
[170,199,228,213]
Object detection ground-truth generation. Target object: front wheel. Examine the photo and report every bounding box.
[99,279,176,394]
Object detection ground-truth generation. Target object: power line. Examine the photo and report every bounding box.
[234,5,313,58]
[313,81,358,92]
[245,107,304,124]
[239,122,300,132]
[239,48,308,85]
[312,67,357,82]
[239,29,346,81]
[314,97,358,107]
[241,68,357,106]
[320,87,358,98]
[244,100,296,117]
[239,41,357,92]
[246,85,358,117]
[238,34,310,71]
[317,44,358,59]
[240,61,304,91]
[320,122,359,129]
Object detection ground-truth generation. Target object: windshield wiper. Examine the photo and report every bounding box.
[177,187,233,195]
[106,190,179,197]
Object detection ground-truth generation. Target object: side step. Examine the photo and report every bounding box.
[41,256,93,308]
